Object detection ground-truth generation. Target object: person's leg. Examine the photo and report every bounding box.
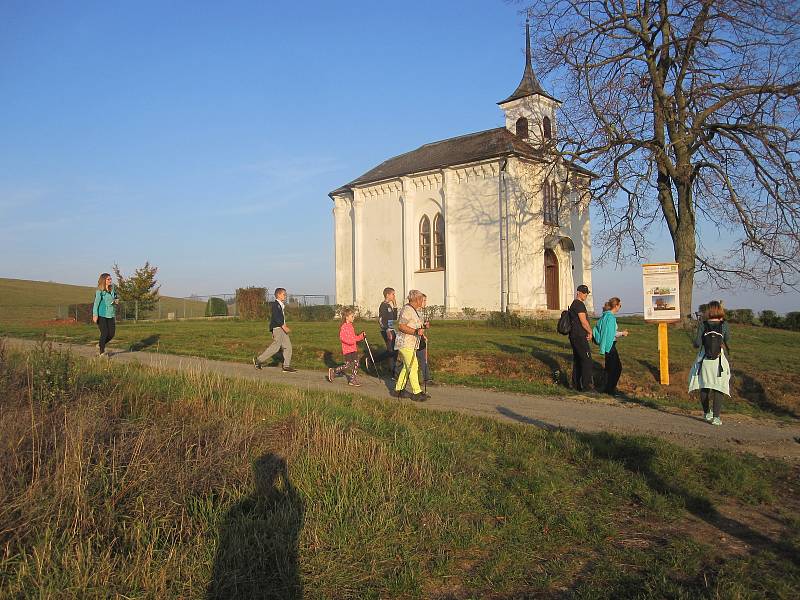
[334,352,356,376]
[604,345,621,394]
[570,339,582,390]
[256,328,283,364]
[97,317,108,353]
[700,389,710,414]
[107,318,116,347]
[416,348,429,382]
[278,329,293,367]
[712,389,723,418]
[349,354,360,384]
[394,347,422,394]
[578,337,594,391]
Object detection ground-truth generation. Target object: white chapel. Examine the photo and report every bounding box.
[329,23,594,315]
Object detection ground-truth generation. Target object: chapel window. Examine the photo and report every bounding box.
[515,117,529,139]
[433,213,446,269]
[543,179,559,226]
[543,116,552,140]
[419,215,431,270]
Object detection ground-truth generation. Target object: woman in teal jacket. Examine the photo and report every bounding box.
[92,272,119,356]
[592,297,629,395]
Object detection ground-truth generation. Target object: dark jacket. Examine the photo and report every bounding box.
[693,319,730,351]
[269,300,286,330]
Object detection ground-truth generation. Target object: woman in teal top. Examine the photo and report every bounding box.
[592,297,629,395]
[92,272,118,356]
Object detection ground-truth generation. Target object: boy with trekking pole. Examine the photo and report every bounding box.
[391,290,430,402]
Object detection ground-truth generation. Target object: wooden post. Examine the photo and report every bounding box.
[658,322,669,385]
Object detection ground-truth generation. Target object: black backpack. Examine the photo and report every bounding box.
[702,321,725,375]
[557,310,572,335]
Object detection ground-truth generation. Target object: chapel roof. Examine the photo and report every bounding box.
[329,127,544,197]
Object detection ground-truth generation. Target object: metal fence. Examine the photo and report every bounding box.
[3,291,332,324]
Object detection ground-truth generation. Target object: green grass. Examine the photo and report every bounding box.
[3,315,799,421]
[0,277,206,322]
[1,341,797,598]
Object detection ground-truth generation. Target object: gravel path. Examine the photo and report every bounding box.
[7,337,800,461]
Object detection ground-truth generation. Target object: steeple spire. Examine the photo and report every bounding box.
[498,19,556,105]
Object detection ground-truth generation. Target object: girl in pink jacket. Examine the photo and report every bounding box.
[327,307,365,386]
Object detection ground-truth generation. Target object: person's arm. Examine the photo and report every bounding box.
[723,321,731,353]
[92,290,101,323]
[578,311,592,339]
[693,321,705,348]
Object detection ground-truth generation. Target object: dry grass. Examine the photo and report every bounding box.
[1,341,799,599]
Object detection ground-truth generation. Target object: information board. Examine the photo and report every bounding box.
[642,263,680,321]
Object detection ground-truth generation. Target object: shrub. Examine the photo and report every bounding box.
[205,297,228,317]
[785,312,800,331]
[236,287,268,321]
[462,307,478,320]
[488,311,527,329]
[66,303,94,324]
[726,308,754,325]
[284,304,335,322]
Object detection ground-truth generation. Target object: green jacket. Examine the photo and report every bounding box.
[93,289,117,318]
[592,310,618,355]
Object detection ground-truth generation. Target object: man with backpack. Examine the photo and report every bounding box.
[564,284,595,392]
[688,300,731,425]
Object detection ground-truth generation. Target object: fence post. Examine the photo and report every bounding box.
[135,301,139,322]
[183,298,186,319]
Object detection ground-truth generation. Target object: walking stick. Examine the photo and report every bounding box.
[363,334,381,377]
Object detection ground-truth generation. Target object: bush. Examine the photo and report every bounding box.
[205,297,228,317]
[488,311,529,329]
[235,287,268,321]
[726,308,754,325]
[785,312,800,331]
[284,304,335,322]
[67,303,94,324]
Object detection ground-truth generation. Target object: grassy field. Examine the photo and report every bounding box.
[2,315,799,421]
[0,277,206,322]
[1,341,798,598]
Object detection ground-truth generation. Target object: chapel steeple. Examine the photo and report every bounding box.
[498,20,561,144]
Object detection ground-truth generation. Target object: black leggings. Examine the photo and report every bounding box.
[97,316,115,353]
[604,343,622,394]
[569,335,594,392]
[700,388,724,418]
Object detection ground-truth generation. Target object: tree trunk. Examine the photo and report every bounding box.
[672,181,696,323]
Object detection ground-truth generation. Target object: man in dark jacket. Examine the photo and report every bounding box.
[253,287,297,372]
[568,284,594,391]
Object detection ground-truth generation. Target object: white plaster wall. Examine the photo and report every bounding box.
[332,194,354,305]
[501,96,559,147]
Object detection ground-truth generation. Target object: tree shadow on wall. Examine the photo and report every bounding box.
[208,453,305,599]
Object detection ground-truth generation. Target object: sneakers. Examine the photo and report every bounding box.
[391,390,405,398]
[348,380,361,387]
[711,417,722,426]
[282,366,297,373]
[252,357,262,370]
[704,411,714,423]
[411,392,429,402]
[327,368,334,383]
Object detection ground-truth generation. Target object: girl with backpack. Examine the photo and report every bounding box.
[688,300,731,426]
[327,307,366,387]
[92,272,119,357]
[592,297,629,395]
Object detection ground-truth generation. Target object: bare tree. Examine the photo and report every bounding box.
[522,0,800,317]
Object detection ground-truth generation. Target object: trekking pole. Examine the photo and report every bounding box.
[363,334,381,377]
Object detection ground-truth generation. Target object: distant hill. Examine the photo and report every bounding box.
[0,278,206,323]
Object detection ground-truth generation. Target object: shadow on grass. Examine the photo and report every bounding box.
[734,369,799,419]
[576,432,800,568]
[488,341,572,388]
[208,453,304,599]
[495,406,560,431]
[127,334,160,352]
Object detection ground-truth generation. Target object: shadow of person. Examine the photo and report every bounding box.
[208,453,305,599]
[733,369,798,419]
[124,334,161,353]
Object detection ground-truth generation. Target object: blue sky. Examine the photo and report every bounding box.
[1,0,794,313]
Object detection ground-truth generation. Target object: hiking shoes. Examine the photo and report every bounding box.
[252,357,262,370]
[282,366,298,373]
[711,417,722,426]
[411,392,429,402]
[327,368,334,383]
[391,390,405,399]
[348,380,361,387]
[704,411,714,422]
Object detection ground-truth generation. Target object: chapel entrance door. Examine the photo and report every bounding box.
[544,249,559,310]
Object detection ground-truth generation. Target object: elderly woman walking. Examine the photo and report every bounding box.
[689,300,731,426]
[392,289,430,402]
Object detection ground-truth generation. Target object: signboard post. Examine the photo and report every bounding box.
[642,263,681,385]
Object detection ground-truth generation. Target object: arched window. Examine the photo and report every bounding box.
[515,116,529,139]
[543,116,552,140]
[419,215,431,270]
[543,179,559,225]
[433,213,446,269]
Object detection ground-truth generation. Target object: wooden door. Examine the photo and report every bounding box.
[545,249,559,310]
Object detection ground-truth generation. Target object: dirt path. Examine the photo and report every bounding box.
[7,337,800,461]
